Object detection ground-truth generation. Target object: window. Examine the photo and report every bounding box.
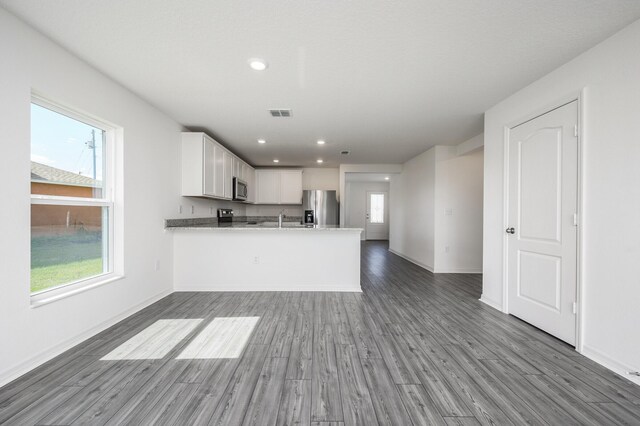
[30,97,117,300]
[370,193,385,224]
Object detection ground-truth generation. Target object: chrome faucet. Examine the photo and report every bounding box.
[278,209,286,228]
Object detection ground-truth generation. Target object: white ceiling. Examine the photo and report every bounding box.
[3,1,640,167]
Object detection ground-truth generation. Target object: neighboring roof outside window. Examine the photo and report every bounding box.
[31,161,101,188]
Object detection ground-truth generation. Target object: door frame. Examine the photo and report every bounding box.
[365,190,389,240]
[501,89,586,352]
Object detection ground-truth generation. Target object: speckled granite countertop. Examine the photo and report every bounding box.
[169,224,362,231]
[165,216,362,232]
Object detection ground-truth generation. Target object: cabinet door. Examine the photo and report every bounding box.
[223,151,233,199]
[280,170,303,204]
[246,166,256,203]
[238,163,243,181]
[224,151,233,199]
[213,145,225,197]
[240,163,248,182]
[256,170,280,204]
[203,138,215,196]
[233,157,241,179]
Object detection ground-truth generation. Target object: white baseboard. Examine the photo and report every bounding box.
[388,248,434,272]
[0,289,172,388]
[479,295,503,311]
[433,268,483,274]
[173,285,362,292]
[581,344,640,387]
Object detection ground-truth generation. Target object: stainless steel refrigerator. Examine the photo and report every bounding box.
[302,190,340,226]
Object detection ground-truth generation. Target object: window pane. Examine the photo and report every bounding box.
[31,204,109,293]
[370,194,384,224]
[31,103,105,198]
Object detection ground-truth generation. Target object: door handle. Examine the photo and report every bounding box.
[506,227,515,234]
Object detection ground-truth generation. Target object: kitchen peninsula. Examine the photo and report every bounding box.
[167,217,363,292]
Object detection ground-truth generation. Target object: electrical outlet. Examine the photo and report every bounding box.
[253,256,259,264]
[179,205,183,214]
[210,206,214,215]
[191,205,195,214]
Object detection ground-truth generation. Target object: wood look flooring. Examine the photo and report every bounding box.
[2,241,640,425]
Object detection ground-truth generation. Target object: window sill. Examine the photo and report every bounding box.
[30,274,125,308]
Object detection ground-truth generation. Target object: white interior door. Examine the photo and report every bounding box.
[507,101,578,345]
[366,191,389,240]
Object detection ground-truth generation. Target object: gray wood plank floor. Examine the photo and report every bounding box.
[1,241,639,425]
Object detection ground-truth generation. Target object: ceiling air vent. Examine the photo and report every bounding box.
[341,150,350,155]
[269,109,292,117]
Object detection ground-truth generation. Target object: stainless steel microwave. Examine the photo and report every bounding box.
[233,177,248,201]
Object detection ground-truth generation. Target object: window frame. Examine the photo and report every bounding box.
[369,193,385,224]
[30,94,122,306]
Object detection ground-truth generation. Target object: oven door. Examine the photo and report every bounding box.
[233,178,248,201]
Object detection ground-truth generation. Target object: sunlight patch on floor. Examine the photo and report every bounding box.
[100,319,203,360]
[176,316,260,359]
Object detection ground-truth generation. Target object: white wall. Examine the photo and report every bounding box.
[176,198,246,219]
[338,164,403,224]
[389,148,437,270]
[302,167,339,192]
[245,204,303,217]
[390,142,484,273]
[434,147,484,273]
[0,8,190,385]
[345,181,390,240]
[457,133,484,156]
[482,19,640,383]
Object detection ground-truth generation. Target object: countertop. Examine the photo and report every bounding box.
[165,216,362,232]
[167,222,363,232]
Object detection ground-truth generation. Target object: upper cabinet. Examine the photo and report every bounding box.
[280,170,303,204]
[181,132,254,202]
[223,150,233,199]
[244,164,256,204]
[255,169,303,205]
[213,144,225,197]
[182,132,303,204]
[255,170,280,204]
[232,157,242,181]
[202,138,216,197]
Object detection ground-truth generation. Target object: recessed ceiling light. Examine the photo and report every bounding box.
[257,139,266,144]
[385,176,390,180]
[249,58,268,71]
[317,140,326,145]
[273,159,279,163]
[317,159,324,163]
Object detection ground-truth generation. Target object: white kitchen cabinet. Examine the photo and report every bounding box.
[255,169,303,204]
[203,138,215,197]
[213,144,225,198]
[280,170,303,204]
[181,132,218,198]
[240,162,248,182]
[183,132,291,204]
[246,166,256,203]
[239,161,251,182]
[233,157,242,179]
[223,151,233,199]
[182,132,236,200]
[256,170,280,204]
